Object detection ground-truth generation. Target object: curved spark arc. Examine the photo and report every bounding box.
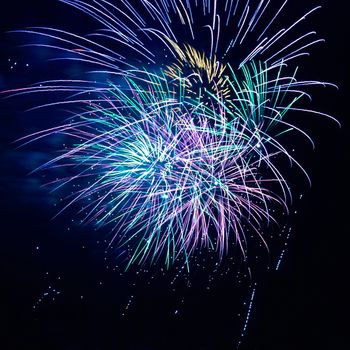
[11,1,325,77]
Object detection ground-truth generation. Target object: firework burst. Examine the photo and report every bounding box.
[4,0,338,268]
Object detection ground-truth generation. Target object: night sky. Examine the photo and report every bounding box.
[1,1,348,349]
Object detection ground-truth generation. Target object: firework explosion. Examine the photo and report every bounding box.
[5,0,337,268]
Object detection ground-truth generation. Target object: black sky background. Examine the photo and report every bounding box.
[0,1,349,349]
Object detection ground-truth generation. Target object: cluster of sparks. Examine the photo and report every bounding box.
[6,0,337,269]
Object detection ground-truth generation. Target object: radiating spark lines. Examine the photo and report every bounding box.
[3,0,338,269]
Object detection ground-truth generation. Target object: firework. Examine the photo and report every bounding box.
[4,0,338,268]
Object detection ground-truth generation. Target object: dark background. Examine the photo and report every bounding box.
[0,1,348,349]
